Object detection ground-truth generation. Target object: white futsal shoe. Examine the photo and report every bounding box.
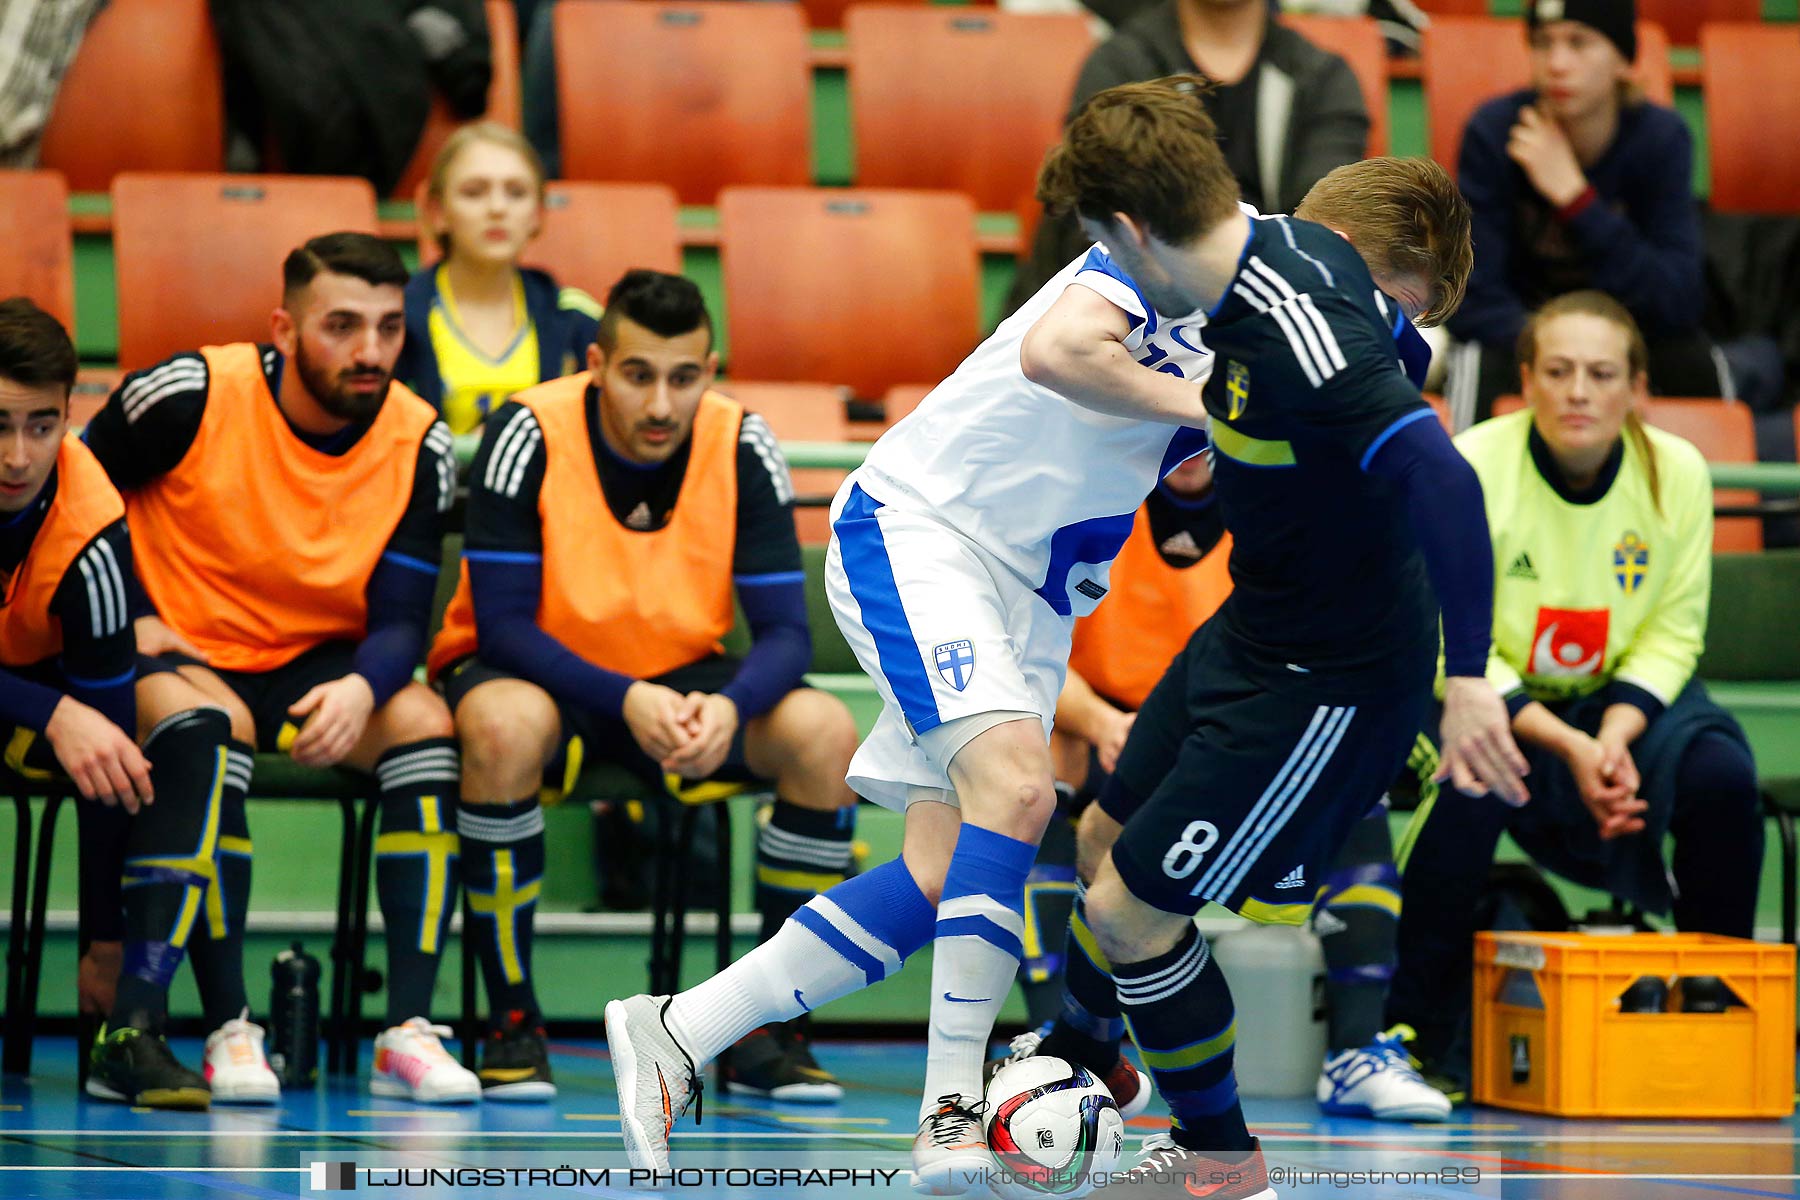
[912,1093,992,1196]
[370,1017,481,1104]
[606,994,703,1172]
[1316,1027,1452,1121]
[203,1010,281,1104]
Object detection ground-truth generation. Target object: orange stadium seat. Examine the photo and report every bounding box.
[416,180,682,296]
[719,381,856,544]
[720,382,855,443]
[846,7,1093,212]
[1279,15,1389,156]
[1643,397,1760,552]
[1702,24,1800,215]
[1423,17,1672,176]
[881,383,934,429]
[0,172,74,331]
[391,0,524,199]
[719,187,980,399]
[555,1,811,205]
[111,174,379,371]
[1414,0,1492,13]
[1640,0,1760,49]
[38,0,224,191]
[795,0,986,32]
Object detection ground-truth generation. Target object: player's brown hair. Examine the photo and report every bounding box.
[1517,289,1660,514]
[1295,157,1473,329]
[1035,76,1241,247]
[0,297,76,400]
[425,121,548,258]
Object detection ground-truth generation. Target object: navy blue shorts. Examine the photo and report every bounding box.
[438,653,761,799]
[1101,620,1430,922]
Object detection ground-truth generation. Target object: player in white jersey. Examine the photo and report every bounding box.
[606,77,1521,1194]
[830,240,1214,815]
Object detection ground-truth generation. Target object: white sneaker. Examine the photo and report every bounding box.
[371,1017,480,1104]
[1316,1027,1452,1122]
[912,1094,991,1196]
[203,1011,281,1104]
[605,994,702,1172]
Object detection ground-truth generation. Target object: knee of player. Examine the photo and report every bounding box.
[1073,804,1117,885]
[456,699,544,777]
[378,683,455,744]
[768,690,859,778]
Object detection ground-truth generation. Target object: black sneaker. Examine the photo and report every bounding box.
[478,1010,556,1102]
[725,1022,843,1103]
[86,1025,210,1110]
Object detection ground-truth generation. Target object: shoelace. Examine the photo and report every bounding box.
[656,999,703,1127]
[1003,1031,1043,1065]
[924,1095,988,1146]
[1129,1133,1187,1176]
[1369,1036,1429,1082]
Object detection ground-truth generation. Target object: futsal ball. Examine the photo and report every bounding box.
[983,1055,1126,1199]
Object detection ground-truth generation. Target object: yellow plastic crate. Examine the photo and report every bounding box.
[1473,931,1795,1118]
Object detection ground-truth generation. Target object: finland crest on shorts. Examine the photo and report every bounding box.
[934,640,976,691]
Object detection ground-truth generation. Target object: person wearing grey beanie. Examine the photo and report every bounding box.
[1442,0,1751,421]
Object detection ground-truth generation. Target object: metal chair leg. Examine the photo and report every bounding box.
[712,802,733,1093]
[4,791,34,1075]
[713,803,732,978]
[1767,791,1795,946]
[665,805,700,995]
[328,794,358,1074]
[344,793,381,1077]
[18,792,69,1077]
[646,796,678,995]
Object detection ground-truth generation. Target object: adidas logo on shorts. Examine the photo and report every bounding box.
[1273,865,1307,890]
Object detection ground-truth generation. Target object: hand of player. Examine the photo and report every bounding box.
[1507,105,1589,209]
[1096,710,1136,775]
[622,680,692,764]
[1565,733,1646,840]
[45,696,154,812]
[286,674,376,767]
[78,940,122,1017]
[663,692,739,780]
[1436,676,1531,806]
[133,615,204,661]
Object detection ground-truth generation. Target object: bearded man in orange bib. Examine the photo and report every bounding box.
[83,234,479,1104]
[428,270,861,1103]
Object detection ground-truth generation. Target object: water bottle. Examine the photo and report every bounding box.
[269,942,321,1089]
[1211,924,1327,1097]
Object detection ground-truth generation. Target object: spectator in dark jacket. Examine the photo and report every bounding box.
[1445,0,1725,423]
[1004,0,1368,316]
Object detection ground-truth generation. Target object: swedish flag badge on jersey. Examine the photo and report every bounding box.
[1225,360,1251,420]
[1613,530,1649,593]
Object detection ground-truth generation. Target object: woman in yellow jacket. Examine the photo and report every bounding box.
[1388,291,1762,1080]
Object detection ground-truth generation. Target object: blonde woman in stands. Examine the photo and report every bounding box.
[399,122,599,435]
[1389,291,1762,1097]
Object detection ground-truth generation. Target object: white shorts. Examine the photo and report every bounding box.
[825,478,1073,812]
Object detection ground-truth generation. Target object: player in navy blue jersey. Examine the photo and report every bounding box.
[1009,99,1529,1198]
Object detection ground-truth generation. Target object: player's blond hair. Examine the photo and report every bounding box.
[1035,76,1242,248]
[1295,157,1473,329]
[1517,290,1661,516]
[424,122,547,259]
